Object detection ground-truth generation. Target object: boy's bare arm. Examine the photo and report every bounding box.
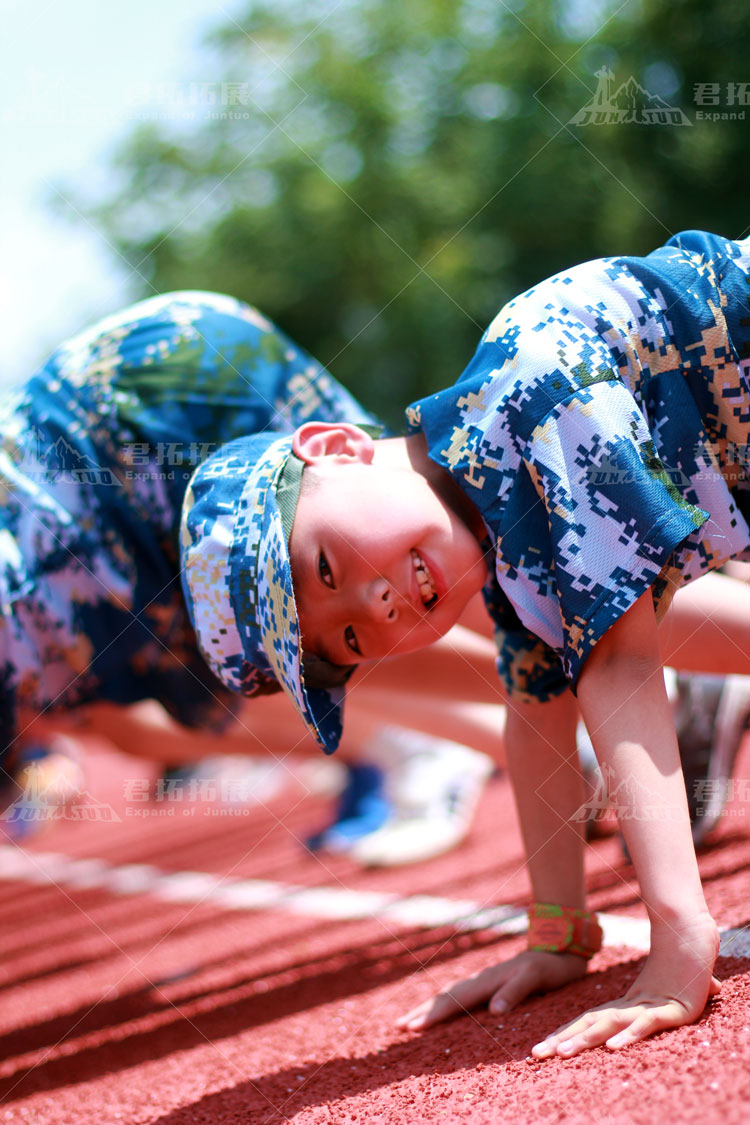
[70,698,317,765]
[504,689,584,906]
[399,592,720,1053]
[531,591,720,1059]
[398,688,592,1030]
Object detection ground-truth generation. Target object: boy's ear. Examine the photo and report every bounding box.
[291,422,375,466]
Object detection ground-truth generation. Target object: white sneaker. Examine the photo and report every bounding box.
[349,727,495,867]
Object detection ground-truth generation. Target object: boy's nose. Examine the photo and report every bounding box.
[362,578,398,622]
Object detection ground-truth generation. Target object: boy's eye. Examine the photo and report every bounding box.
[318,552,334,587]
[344,626,361,656]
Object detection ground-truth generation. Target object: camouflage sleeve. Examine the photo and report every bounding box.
[523,379,708,689]
[481,574,569,703]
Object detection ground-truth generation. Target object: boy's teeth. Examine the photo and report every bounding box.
[411,549,438,608]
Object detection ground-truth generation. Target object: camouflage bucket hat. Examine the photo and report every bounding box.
[179,432,347,753]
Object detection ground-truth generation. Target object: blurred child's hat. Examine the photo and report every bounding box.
[179,432,350,754]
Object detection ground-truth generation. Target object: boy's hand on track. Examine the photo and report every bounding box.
[397,915,720,1058]
[531,915,721,1058]
[396,950,588,1030]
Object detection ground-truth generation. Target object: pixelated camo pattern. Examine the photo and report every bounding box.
[1,291,373,761]
[407,231,750,701]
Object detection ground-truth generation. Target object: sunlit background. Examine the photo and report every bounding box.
[4,0,749,425]
[1,0,219,386]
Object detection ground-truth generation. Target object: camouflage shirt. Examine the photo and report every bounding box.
[407,230,750,701]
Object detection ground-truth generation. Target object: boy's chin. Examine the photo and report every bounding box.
[409,614,462,652]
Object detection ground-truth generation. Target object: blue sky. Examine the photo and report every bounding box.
[1,0,234,387]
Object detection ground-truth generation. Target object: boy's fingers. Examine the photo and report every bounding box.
[605,1006,685,1049]
[397,987,470,1030]
[531,1010,601,1058]
[397,965,513,1030]
[533,1001,691,1059]
[556,1011,635,1056]
[530,990,611,1055]
[399,954,589,1033]
[398,982,488,1030]
[561,1006,674,1055]
[488,964,539,1016]
[396,995,454,1030]
[397,991,469,1031]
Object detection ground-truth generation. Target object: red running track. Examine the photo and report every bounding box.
[1,737,750,1124]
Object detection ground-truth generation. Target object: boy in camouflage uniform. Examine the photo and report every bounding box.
[190,230,750,1057]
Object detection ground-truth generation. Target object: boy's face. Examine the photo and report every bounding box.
[288,434,488,668]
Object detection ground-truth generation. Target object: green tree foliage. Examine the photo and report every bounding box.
[77,0,750,425]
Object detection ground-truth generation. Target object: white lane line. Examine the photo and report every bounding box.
[719,928,750,958]
[0,845,746,957]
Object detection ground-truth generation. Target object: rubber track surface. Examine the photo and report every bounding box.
[1,739,749,1124]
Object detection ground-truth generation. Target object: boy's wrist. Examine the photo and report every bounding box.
[527,903,603,959]
[647,904,716,937]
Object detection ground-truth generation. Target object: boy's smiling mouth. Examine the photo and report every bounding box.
[411,548,438,609]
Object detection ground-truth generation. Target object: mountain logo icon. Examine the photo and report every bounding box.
[19,427,117,486]
[570,67,692,127]
[581,449,690,488]
[1,763,122,826]
[571,763,673,823]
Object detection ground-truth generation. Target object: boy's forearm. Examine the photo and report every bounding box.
[505,690,585,909]
[78,701,238,764]
[577,593,708,929]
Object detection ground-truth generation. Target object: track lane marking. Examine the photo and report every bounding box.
[1,845,748,956]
